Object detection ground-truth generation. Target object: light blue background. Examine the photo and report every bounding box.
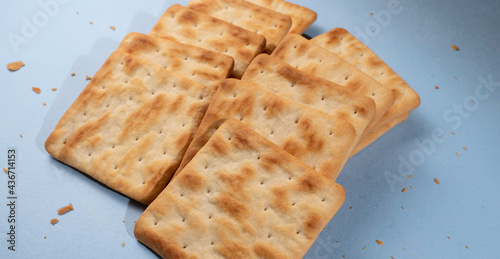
[1,0,499,258]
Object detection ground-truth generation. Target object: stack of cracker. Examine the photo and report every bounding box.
[45,1,419,257]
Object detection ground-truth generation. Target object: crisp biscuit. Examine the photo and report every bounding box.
[187,0,292,53]
[272,33,395,130]
[174,79,355,180]
[118,32,234,89]
[149,4,266,78]
[134,118,346,259]
[311,28,420,131]
[242,54,375,169]
[351,112,411,156]
[248,0,317,35]
[45,51,214,204]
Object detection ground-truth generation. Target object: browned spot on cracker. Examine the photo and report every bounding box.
[451,45,460,51]
[7,61,25,71]
[179,169,205,191]
[253,242,286,259]
[215,193,248,219]
[86,75,92,80]
[402,188,410,193]
[50,218,59,225]
[434,178,440,185]
[58,203,74,215]
[376,240,384,246]
[110,26,116,30]
[32,87,41,94]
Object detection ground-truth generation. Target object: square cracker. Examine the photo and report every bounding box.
[187,0,292,54]
[271,33,395,131]
[174,79,355,180]
[118,32,234,89]
[149,4,266,79]
[351,112,411,156]
[44,51,214,204]
[242,54,375,171]
[311,28,420,131]
[248,0,317,35]
[134,118,346,259]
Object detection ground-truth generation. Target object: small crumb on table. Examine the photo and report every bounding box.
[435,86,439,89]
[86,75,92,81]
[465,245,469,249]
[121,243,126,247]
[456,152,460,157]
[464,146,467,151]
[51,88,57,91]
[451,45,460,51]
[7,61,25,71]
[71,73,76,76]
[408,175,413,178]
[110,26,116,30]
[434,178,440,184]
[3,167,7,173]
[43,102,47,106]
[32,87,41,94]
[58,203,74,215]
[50,218,59,225]
[376,240,384,246]
[402,188,410,193]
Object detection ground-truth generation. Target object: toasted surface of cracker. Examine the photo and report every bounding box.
[149,4,266,78]
[45,51,214,204]
[175,79,355,180]
[118,32,234,89]
[134,119,346,259]
[312,28,420,131]
[243,54,375,164]
[272,33,395,130]
[248,0,317,34]
[187,0,292,54]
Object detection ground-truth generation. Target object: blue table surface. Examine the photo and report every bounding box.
[1,0,499,258]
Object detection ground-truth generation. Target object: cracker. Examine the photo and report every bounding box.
[118,32,234,89]
[242,54,375,166]
[248,0,317,35]
[134,118,346,259]
[7,61,25,71]
[187,0,292,53]
[175,79,355,180]
[271,33,395,130]
[149,4,266,78]
[45,51,214,204]
[350,112,410,156]
[311,28,420,130]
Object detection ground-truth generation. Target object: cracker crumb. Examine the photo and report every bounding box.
[454,76,457,80]
[20,134,23,138]
[392,257,395,259]
[349,206,353,210]
[32,87,41,94]
[90,21,93,24]
[86,75,92,81]
[51,88,57,91]
[71,73,76,76]
[44,236,47,239]
[464,146,467,151]
[448,236,451,239]
[376,240,384,246]
[7,61,25,71]
[451,132,455,135]
[451,45,460,51]
[370,12,374,15]
[434,178,440,184]
[343,255,346,258]
[76,12,79,15]
[408,175,413,178]
[58,203,74,215]
[402,188,410,193]
[110,26,116,30]
[471,99,476,103]
[363,247,367,250]
[50,218,59,225]
[456,152,460,157]
[43,102,47,106]
[121,243,126,247]
[435,86,439,89]
[403,247,406,250]
[3,167,7,173]
[465,245,469,249]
